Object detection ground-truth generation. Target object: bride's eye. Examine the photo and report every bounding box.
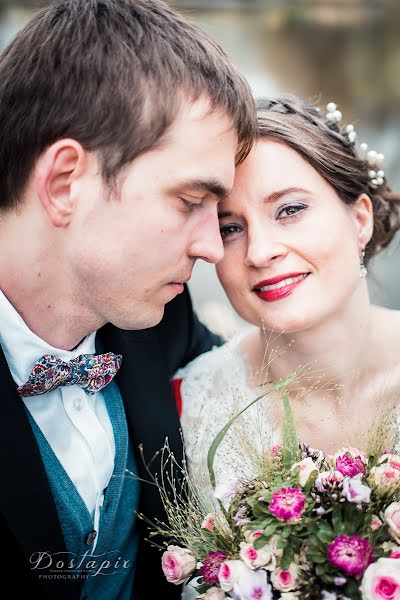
[219,223,242,240]
[276,203,307,220]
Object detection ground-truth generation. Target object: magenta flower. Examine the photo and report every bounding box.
[199,551,227,584]
[269,486,307,523]
[335,452,366,478]
[327,534,373,579]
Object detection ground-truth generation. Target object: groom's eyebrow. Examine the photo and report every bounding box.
[174,178,230,202]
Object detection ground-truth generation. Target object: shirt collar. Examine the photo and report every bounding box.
[0,289,96,386]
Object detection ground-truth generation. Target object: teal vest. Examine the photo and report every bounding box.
[27,381,140,600]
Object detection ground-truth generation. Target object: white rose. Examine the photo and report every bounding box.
[271,563,301,592]
[218,559,250,592]
[203,587,226,599]
[385,503,400,543]
[239,541,272,569]
[291,457,318,487]
[361,557,400,599]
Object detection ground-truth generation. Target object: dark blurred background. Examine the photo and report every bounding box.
[1,0,399,334]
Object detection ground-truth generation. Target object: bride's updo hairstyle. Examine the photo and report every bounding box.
[255,96,400,263]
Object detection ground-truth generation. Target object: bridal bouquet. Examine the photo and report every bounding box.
[147,372,400,599]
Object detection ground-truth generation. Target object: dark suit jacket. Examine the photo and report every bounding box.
[0,286,221,599]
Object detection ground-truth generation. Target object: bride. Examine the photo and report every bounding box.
[173,96,400,502]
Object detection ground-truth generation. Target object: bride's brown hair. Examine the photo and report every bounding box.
[255,96,400,263]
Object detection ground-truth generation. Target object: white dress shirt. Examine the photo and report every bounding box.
[0,290,115,550]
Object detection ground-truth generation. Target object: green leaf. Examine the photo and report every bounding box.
[332,505,344,533]
[317,529,333,544]
[263,523,279,537]
[281,544,293,570]
[281,391,300,470]
[254,535,270,549]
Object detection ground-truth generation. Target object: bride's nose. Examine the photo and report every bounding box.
[244,224,288,268]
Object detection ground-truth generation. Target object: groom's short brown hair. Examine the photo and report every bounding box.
[0,0,255,211]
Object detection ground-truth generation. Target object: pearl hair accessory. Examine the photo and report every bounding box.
[325,102,385,189]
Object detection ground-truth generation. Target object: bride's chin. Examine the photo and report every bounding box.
[251,310,319,334]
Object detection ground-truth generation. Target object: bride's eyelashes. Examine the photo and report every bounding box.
[219,203,308,240]
[276,202,308,221]
[219,222,243,240]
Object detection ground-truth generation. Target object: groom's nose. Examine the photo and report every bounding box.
[188,212,224,264]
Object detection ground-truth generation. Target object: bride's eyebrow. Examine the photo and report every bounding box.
[265,187,311,203]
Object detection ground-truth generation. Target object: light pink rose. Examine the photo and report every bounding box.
[369,464,400,490]
[271,564,301,592]
[291,457,318,487]
[378,454,400,468]
[218,559,251,592]
[161,545,196,584]
[203,587,226,599]
[239,541,272,569]
[342,477,371,504]
[361,557,400,599]
[385,503,400,544]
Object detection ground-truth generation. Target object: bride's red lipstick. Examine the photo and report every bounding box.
[253,272,309,302]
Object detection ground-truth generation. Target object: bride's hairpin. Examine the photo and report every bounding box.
[325,102,385,189]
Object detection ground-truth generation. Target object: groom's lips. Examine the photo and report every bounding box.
[253,272,310,302]
[167,275,191,295]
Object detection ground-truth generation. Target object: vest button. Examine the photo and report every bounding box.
[85,530,97,545]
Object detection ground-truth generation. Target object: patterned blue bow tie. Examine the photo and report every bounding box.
[18,352,122,397]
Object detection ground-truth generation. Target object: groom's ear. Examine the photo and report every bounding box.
[351,193,374,249]
[34,139,87,227]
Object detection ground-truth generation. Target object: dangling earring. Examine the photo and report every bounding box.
[359,249,367,278]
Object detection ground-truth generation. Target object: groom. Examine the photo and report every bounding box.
[0,1,255,599]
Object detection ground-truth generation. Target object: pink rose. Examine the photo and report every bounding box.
[361,557,400,599]
[244,530,264,543]
[239,541,271,569]
[385,503,400,544]
[371,516,383,531]
[161,545,196,584]
[269,487,306,523]
[334,448,367,478]
[342,477,371,504]
[315,470,344,492]
[271,564,301,592]
[218,559,250,592]
[202,513,216,532]
[391,548,400,559]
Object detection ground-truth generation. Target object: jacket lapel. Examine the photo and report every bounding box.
[0,346,80,599]
[97,325,183,519]
[97,325,184,599]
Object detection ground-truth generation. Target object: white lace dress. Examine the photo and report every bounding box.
[175,330,281,600]
[175,329,280,509]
